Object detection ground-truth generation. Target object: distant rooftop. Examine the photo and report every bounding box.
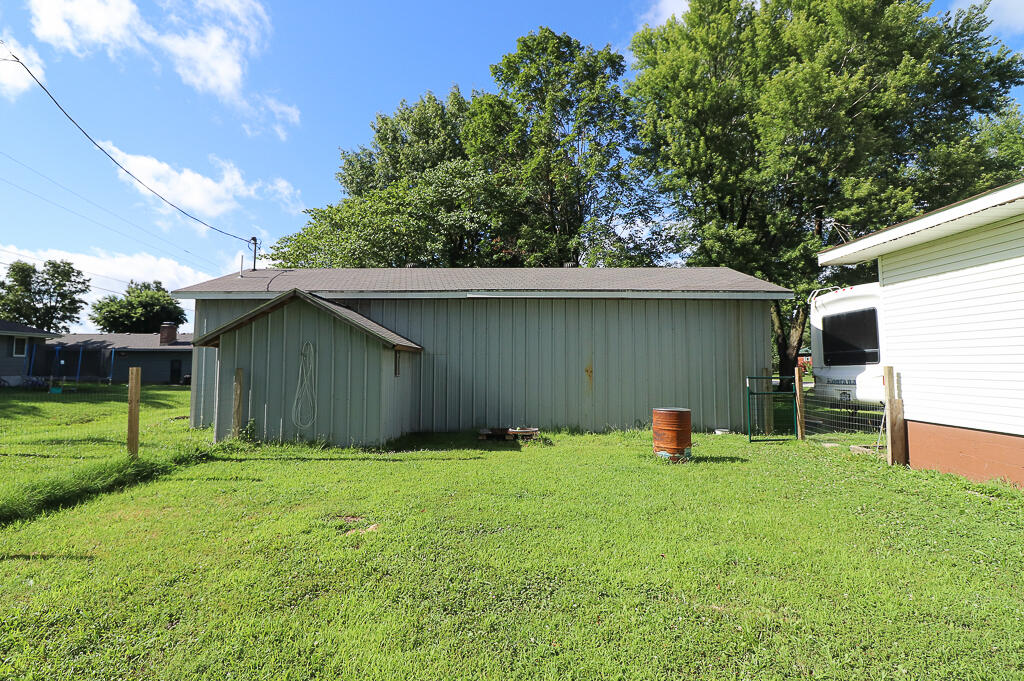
[0,320,58,337]
[48,333,194,351]
[173,267,791,299]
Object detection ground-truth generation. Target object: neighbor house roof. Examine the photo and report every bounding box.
[0,320,58,338]
[173,267,792,300]
[193,289,422,352]
[819,178,1024,266]
[48,333,194,351]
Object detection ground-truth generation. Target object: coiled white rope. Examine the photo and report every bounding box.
[292,340,317,430]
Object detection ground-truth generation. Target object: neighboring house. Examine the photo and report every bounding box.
[819,179,1024,484]
[174,267,791,446]
[0,320,57,386]
[36,323,193,384]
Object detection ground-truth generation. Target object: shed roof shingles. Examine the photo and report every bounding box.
[173,267,790,296]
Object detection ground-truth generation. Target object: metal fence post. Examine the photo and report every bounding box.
[127,367,141,459]
[794,365,806,440]
[763,368,774,435]
[883,365,908,466]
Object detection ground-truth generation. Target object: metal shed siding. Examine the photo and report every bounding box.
[191,298,262,427]
[342,297,770,432]
[213,299,409,445]
[878,215,1024,436]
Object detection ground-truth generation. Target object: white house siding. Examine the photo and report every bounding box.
[879,215,1024,437]
[213,299,411,445]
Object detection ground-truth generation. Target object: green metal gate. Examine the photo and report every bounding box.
[746,376,798,442]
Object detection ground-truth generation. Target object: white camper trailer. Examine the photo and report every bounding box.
[808,283,884,404]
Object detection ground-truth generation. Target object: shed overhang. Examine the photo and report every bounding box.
[193,289,423,352]
[818,179,1024,266]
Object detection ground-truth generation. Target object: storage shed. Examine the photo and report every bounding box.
[175,268,791,446]
[819,180,1024,483]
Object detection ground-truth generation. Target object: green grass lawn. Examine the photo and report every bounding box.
[0,385,198,493]
[2,410,1024,678]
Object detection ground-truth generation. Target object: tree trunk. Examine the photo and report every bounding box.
[771,302,808,391]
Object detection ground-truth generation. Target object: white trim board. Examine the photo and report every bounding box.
[819,181,1024,266]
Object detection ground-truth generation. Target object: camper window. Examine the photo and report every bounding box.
[822,308,879,366]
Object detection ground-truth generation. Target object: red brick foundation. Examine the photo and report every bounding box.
[907,421,1024,485]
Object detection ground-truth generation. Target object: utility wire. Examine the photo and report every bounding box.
[1,40,258,251]
[0,259,123,296]
[0,150,223,271]
[0,174,225,274]
[0,246,133,286]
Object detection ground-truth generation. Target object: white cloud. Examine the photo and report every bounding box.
[99,139,304,225]
[264,95,300,141]
[194,0,269,47]
[24,0,299,138]
[639,0,689,27]
[101,140,259,221]
[953,0,1024,36]
[265,177,304,214]
[155,26,246,102]
[0,243,218,332]
[0,32,46,101]
[27,0,146,56]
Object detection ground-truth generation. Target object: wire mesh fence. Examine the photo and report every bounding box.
[802,379,886,447]
[0,381,197,489]
[746,376,797,441]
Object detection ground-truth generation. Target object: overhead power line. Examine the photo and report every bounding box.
[0,174,229,274]
[1,39,259,254]
[0,259,124,296]
[0,150,223,271]
[0,246,133,286]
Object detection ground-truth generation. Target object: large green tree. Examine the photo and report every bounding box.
[630,0,1024,380]
[270,29,659,268]
[0,260,90,333]
[89,281,187,333]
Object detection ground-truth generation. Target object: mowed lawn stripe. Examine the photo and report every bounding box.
[1,432,1023,680]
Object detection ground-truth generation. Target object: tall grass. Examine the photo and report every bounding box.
[0,445,212,525]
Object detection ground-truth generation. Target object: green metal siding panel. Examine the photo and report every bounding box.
[195,294,772,439]
[190,298,264,428]
[211,299,405,447]
[336,297,771,433]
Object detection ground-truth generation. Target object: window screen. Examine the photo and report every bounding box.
[822,308,879,366]
[13,337,27,357]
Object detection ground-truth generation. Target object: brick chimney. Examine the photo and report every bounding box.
[159,322,177,345]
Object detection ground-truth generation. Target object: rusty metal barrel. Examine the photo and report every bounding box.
[652,408,692,462]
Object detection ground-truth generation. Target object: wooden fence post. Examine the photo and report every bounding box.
[883,365,908,466]
[794,365,806,440]
[127,367,141,459]
[232,368,244,438]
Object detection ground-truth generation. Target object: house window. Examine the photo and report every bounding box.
[394,351,401,377]
[822,308,880,366]
[12,337,28,358]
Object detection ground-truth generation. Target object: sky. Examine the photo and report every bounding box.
[0,0,1021,332]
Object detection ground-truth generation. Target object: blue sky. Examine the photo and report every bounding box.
[0,0,1019,331]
